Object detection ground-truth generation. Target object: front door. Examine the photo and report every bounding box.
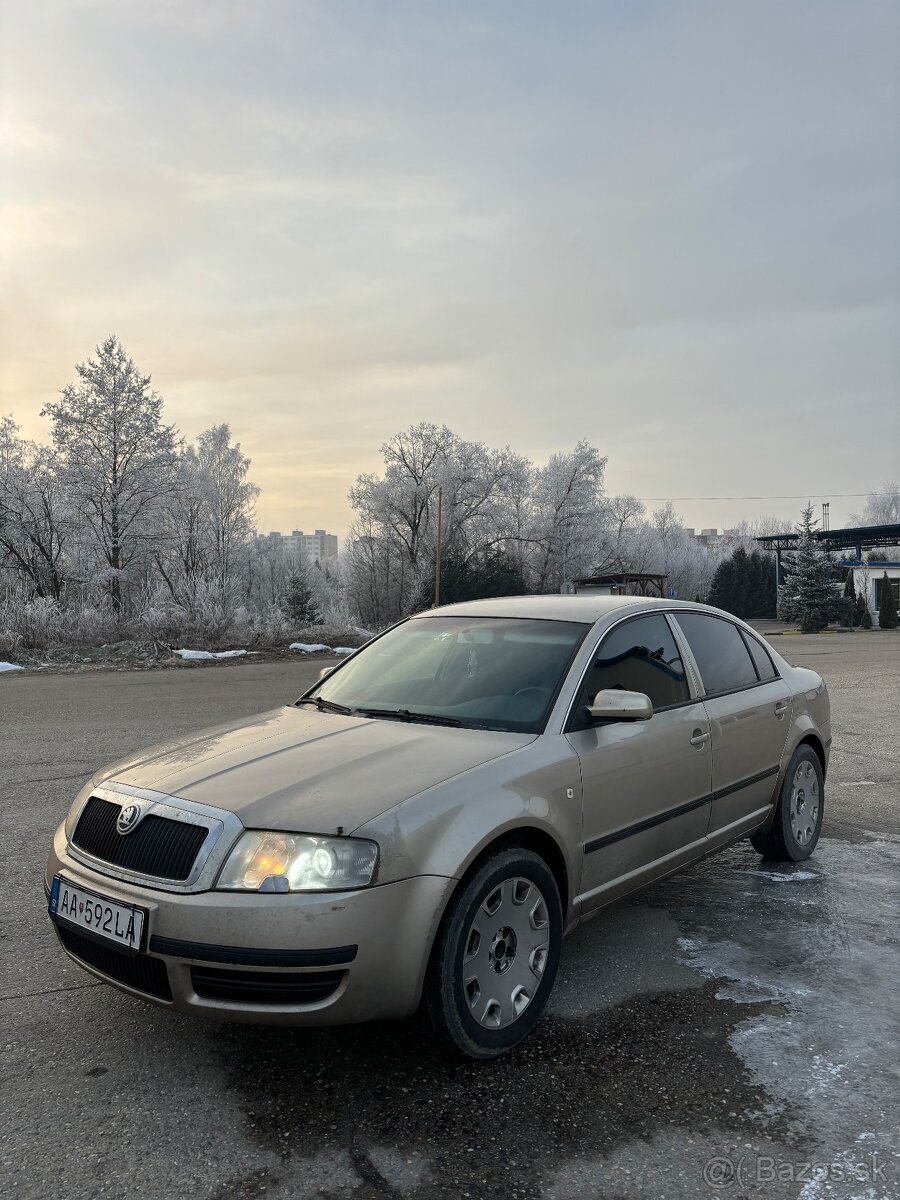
[566,613,713,911]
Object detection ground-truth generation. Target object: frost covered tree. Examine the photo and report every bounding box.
[530,441,607,592]
[42,336,178,611]
[347,423,553,618]
[851,482,900,527]
[196,423,259,593]
[0,417,71,599]
[777,505,842,632]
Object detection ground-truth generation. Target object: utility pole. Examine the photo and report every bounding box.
[434,487,443,608]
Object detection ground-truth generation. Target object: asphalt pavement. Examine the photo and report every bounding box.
[1,635,898,1200]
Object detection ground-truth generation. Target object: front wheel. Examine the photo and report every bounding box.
[425,848,563,1058]
[750,745,824,861]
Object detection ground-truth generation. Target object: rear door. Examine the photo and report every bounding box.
[671,613,792,840]
[566,613,712,911]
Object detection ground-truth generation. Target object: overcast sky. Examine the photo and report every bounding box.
[2,0,898,537]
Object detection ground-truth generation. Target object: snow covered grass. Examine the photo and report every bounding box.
[0,592,372,658]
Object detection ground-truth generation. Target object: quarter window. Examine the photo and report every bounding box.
[572,615,690,727]
[675,613,757,695]
[741,631,777,681]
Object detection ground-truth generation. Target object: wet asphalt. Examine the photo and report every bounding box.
[1,634,898,1200]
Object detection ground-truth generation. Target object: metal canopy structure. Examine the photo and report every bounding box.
[754,524,900,554]
[755,523,900,585]
[575,572,668,597]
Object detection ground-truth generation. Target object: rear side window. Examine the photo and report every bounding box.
[741,631,777,681]
[571,614,690,727]
[675,613,757,695]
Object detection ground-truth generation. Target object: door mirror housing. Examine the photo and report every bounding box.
[318,666,335,681]
[587,689,653,723]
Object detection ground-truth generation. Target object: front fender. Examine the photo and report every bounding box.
[353,735,584,923]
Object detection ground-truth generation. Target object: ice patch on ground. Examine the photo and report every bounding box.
[0,661,25,672]
[290,642,331,653]
[173,648,248,660]
[672,838,900,1173]
[744,869,820,883]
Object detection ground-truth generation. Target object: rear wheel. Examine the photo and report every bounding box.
[425,848,562,1058]
[750,745,824,861]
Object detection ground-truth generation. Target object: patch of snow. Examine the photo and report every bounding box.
[0,661,25,672]
[290,643,331,653]
[173,648,248,660]
[333,646,355,655]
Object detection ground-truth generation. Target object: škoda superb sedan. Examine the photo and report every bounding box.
[47,596,830,1057]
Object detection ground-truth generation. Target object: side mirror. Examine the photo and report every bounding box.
[587,689,653,722]
[318,666,334,681]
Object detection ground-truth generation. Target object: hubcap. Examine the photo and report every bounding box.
[789,760,820,846]
[462,877,550,1029]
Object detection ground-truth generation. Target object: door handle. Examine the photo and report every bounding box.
[690,729,710,747]
[774,701,789,719]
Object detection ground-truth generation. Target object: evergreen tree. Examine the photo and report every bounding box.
[416,546,528,609]
[282,571,320,626]
[860,598,873,629]
[777,505,842,632]
[747,550,776,618]
[844,570,860,626]
[707,546,775,618]
[878,572,898,629]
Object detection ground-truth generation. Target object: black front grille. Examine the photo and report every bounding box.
[58,926,172,1001]
[191,966,343,1006]
[72,796,208,881]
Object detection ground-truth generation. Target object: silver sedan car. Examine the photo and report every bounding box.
[46,596,830,1057]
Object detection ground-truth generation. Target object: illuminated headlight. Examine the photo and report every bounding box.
[216,831,378,892]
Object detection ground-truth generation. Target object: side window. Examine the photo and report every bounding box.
[741,631,777,681]
[675,613,757,695]
[572,615,690,727]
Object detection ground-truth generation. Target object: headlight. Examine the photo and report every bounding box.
[217,831,378,892]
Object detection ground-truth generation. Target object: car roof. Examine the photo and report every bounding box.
[414,594,707,623]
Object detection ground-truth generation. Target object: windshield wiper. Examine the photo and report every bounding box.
[296,696,354,716]
[353,707,463,728]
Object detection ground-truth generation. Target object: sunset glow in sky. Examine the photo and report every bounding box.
[2,1,898,536]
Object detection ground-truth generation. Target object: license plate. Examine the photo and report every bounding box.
[49,876,146,953]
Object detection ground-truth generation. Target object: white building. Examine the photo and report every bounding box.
[849,562,900,620]
[262,529,339,564]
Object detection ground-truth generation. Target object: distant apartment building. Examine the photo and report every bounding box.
[685,527,738,550]
[262,529,339,564]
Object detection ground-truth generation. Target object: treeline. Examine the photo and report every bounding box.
[3,336,789,651]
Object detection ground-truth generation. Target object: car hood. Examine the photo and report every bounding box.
[95,704,535,834]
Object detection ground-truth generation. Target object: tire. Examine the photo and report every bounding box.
[425,847,563,1059]
[750,745,824,862]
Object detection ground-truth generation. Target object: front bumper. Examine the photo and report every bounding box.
[46,824,455,1025]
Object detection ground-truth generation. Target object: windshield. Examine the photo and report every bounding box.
[310,617,589,733]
